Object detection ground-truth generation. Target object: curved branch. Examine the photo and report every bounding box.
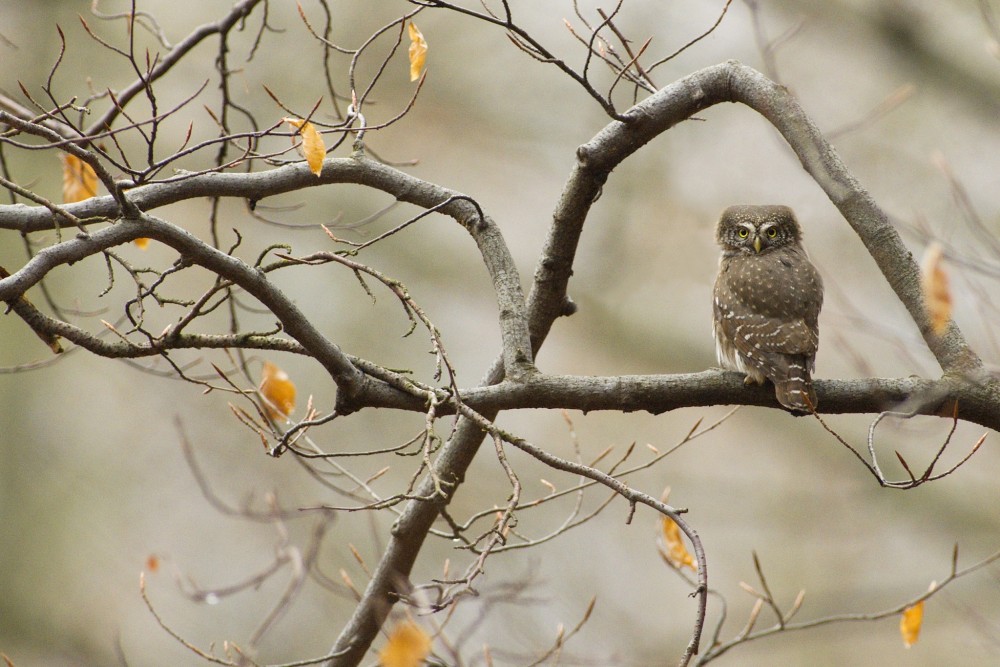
[547,60,981,377]
[0,156,534,381]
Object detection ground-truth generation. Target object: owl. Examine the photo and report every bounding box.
[712,205,824,413]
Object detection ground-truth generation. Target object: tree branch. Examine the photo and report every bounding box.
[83,0,265,139]
[343,372,998,431]
[321,60,1000,667]
[0,156,534,382]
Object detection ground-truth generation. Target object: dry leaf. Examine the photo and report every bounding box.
[658,515,696,572]
[921,242,951,335]
[146,555,160,573]
[407,22,427,82]
[259,360,296,420]
[61,153,98,203]
[900,600,924,648]
[378,621,431,667]
[134,237,150,249]
[283,117,325,176]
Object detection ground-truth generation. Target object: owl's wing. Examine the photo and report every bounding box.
[717,313,818,381]
[734,317,817,357]
[716,308,818,356]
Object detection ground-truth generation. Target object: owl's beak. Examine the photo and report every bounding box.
[753,236,762,253]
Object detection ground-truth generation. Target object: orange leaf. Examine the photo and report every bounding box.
[379,621,431,667]
[283,117,325,177]
[407,22,427,82]
[134,237,150,249]
[146,555,160,573]
[921,242,951,335]
[259,361,296,420]
[900,600,924,648]
[658,515,696,571]
[61,153,98,203]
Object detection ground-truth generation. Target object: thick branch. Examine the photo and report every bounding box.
[339,372,999,433]
[325,412,492,666]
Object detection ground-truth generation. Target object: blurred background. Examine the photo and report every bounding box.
[2,1,1000,665]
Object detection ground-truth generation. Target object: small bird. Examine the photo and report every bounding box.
[712,205,824,412]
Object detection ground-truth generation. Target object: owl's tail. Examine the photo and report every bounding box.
[773,361,817,413]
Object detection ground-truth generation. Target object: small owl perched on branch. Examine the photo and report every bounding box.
[713,205,824,413]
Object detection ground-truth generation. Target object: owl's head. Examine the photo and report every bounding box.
[716,205,803,256]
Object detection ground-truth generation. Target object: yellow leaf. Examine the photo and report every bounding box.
[900,600,924,648]
[378,621,431,667]
[134,237,150,249]
[658,515,696,572]
[283,117,325,177]
[921,242,951,335]
[407,22,427,82]
[61,153,98,203]
[259,360,296,420]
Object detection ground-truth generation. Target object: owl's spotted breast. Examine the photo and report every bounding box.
[719,245,822,323]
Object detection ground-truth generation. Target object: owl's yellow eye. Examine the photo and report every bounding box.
[766,227,778,238]
[737,228,749,238]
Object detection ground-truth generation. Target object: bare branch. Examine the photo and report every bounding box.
[83,0,267,137]
[698,547,1000,664]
